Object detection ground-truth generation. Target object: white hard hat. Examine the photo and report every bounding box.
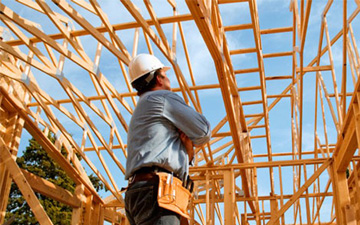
[129,54,171,83]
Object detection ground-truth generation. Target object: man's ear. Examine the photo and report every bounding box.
[155,75,163,86]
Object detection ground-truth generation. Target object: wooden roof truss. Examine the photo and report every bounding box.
[1,0,360,224]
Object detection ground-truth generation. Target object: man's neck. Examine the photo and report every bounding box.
[151,84,172,91]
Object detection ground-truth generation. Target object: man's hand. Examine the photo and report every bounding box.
[178,130,194,161]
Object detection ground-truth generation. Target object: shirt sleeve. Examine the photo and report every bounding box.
[163,92,211,146]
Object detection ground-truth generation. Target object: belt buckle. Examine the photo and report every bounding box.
[128,174,136,184]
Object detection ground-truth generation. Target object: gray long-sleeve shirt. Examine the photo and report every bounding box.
[125,90,211,180]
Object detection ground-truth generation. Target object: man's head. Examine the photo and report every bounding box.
[129,54,171,95]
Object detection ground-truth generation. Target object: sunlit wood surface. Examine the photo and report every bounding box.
[1,0,360,224]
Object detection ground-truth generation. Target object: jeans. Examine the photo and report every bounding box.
[125,177,181,225]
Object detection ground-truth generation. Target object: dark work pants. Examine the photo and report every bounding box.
[125,177,181,225]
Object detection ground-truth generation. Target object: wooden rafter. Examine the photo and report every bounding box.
[1,0,360,224]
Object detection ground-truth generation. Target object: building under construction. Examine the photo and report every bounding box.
[0,0,360,224]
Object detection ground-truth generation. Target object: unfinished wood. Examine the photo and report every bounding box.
[186,0,256,213]
[230,48,257,55]
[144,0,171,56]
[0,79,26,224]
[122,0,200,111]
[21,169,81,208]
[0,0,359,224]
[234,68,260,74]
[263,51,293,58]
[83,195,93,225]
[266,159,331,225]
[0,136,53,225]
[324,17,343,127]
[295,65,332,73]
[260,26,292,34]
[5,14,194,47]
[71,185,85,225]
[50,0,130,65]
[223,170,235,225]
[265,75,292,80]
[224,23,253,31]
[0,87,104,202]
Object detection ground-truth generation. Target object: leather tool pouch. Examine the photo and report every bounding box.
[156,172,191,219]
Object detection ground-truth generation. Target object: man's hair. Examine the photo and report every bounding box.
[131,68,161,96]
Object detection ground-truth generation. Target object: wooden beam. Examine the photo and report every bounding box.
[0,80,27,224]
[103,208,125,224]
[193,191,334,204]
[71,185,85,224]
[238,85,261,91]
[21,169,81,208]
[218,0,248,4]
[224,23,253,31]
[265,75,292,80]
[121,0,200,112]
[235,68,259,74]
[230,48,257,55]
[266,159,331,225]
[224,170,235,225]
[0,87,103,203]
[52,0,130,65]
[190,158,330,172]
[103,194,125,208]
[334,101,358,172]
[295,65,332,73]
[186,0,255,212]
[263,51,293,58]
[0,136,53,225]
[260,26,292,34]
[6,14,194,46]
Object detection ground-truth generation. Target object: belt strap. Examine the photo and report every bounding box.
[128,166,193,192]
[128,171,157,185]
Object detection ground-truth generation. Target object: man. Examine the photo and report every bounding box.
[125,53,211,225]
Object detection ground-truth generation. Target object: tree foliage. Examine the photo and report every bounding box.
[5,134,105,224]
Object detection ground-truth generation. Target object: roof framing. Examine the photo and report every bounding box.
[1,0,360,224]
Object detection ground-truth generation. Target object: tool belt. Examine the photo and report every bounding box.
[127,167,194,219]
[157,172,191,219]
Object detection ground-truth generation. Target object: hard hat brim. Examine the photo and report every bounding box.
[131,66,172,84]
[163,66,171,72]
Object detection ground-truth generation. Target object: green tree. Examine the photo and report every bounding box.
[5,134,105,225]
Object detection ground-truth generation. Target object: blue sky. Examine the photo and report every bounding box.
[2,0,360,224]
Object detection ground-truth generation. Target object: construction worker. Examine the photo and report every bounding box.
[125,53,211,225]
